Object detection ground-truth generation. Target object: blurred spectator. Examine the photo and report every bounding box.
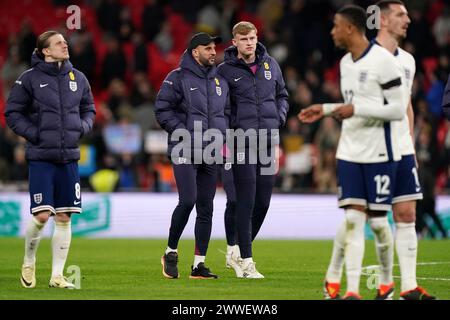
[218,0,239,42]
[129,72,155,107]
[313,117,340,193]
[415,124,447,238]
[118,7,135,42]
[154,21,174,55]
[105,78,129,120]
[196,4,221,34]
[17,21,36,65]
[280,116,314,191]
[96,0,122,34]
[432,5,450,48]
[68,28,96,81]
[142,0,166,42]
[426,71,446,120]
[132,33,149,73]
[117,153,138,190]
[1,46,27,99]
[101,36,127,88]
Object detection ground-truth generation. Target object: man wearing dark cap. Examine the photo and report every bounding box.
[155,33,230,279]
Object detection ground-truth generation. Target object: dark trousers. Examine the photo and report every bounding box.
[222,165,237,246]
[232,148,276,258]
[168,163,218,256]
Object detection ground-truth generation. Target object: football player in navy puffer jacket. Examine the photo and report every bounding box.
[155,33,230,279]
[5,31,95,289]
[217,21,289,278]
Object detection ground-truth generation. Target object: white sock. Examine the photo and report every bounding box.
[51,221,72,278]
[344,209,366,294]
[234,245,241,257]
[227,245,240,257]
[369,216,394,286]
[326,218,346,283]
[242,257,254,268]
[395,222,418,292]
[193,255,205,268]
[165,247,178,255]
[24,217,46,266]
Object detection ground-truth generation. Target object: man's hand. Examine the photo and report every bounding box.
[298,104,324,123]
[332,104,354,120]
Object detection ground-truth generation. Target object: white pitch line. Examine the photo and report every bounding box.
[361,262,450,281]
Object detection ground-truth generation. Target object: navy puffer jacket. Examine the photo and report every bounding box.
[5,53,96,163]
[216,43,289,132]
[155,50,230,155]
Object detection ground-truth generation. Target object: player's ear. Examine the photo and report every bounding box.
[232,38,237,47]
[380,11,389,28]
[192,49,198,59]
[346,23,353,35]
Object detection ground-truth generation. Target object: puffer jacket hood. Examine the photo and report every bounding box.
[179,49,216,79]
[223,42,269,67]
[217,42,289,133]
[155,50,230,158]
[31,52,73,76]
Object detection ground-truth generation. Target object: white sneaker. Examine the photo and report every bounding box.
[226,251,244,278]
[241,261,264,279]
[49,275,76,289]
[21,264,36,288]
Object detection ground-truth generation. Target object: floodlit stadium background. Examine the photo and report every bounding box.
[0,0,449,239]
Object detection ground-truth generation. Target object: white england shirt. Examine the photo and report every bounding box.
[394,47,416,156]
[336,42,405,163]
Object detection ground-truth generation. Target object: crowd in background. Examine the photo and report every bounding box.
[0,0,449,203]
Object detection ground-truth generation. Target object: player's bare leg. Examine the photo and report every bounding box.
[49,212,75,289]
[394,201,436,299]
[21,211,50,288]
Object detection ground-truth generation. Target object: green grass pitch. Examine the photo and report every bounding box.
[1,238,449,300]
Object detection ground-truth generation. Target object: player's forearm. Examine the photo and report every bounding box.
[354,86,406,121]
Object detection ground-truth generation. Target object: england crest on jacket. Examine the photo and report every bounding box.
[264,62,271,80]
[69,71,77,92]
[215,77,222,96]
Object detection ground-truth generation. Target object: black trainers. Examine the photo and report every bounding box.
[189,262,218,279]
[161,252,179,279]
[400,287,437,300]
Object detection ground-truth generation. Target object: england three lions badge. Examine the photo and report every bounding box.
[69,81,77,92]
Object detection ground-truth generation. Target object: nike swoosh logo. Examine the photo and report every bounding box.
[21,276,32,287]
[375,197,389,203]
[190,87,198,91]
[74,200,81,205]
[234,77,242,82]
[415,187,421,192]
[40,84,48,88]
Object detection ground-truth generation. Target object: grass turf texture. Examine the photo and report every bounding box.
[1,238,449,300]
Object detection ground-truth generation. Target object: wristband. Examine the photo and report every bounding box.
[322,103,340,116]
